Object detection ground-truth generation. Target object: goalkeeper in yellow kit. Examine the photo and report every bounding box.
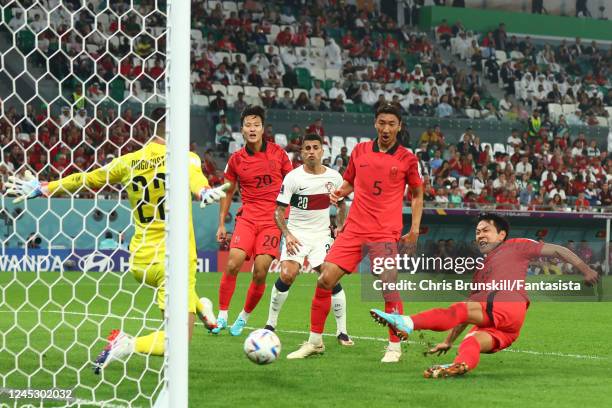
[5,108,229,374]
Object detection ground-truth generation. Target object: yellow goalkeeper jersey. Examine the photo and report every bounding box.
[47,141,209,265]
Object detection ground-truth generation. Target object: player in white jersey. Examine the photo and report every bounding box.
[265,133,353,346]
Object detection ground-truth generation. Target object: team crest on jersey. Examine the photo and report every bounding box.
[325,182,335,193]
[390,166,399,179]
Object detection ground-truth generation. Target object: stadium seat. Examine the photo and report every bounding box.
[493,143,506,155]
[310,67,325,81]
[215,51,231,63]
[230,52,247,63]
[495,50,508,64]
[227,85,243,97]
[596,117,609,127]
[243,86,260,98]
[345,137,358,154]
[232,132,244,146]
[206,1,221,10]
[605,107,612,118]
[276,87,293,98]
[562,104,577,115]
[480,142,492,152]
[190,29,203,43]
[465,109,481,119]
[292,88,309,99]
[270,25,280,39]
[266,45,280,55]
[323,136,331,146]
[331,136,344,160]
[193,94,209,106]
[211,84,227,95]
[548,104,562,122]
[510,51,524,60]
[323,145,332,162]
[325,68,341,81]
[359,137,370,144]
[309,37,325,48]
[228,141,240,154]
[274,133,288,147]
[222,1,238,12]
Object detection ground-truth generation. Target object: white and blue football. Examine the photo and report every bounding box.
[244,329,281,365]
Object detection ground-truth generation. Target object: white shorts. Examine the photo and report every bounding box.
[280,233,333,269]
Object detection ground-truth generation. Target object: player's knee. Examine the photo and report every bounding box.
[226,258,242,275]
[252,268,267,284]
[280,268,297,285]
[316,273,334,290]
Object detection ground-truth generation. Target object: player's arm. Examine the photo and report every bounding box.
[330,180,353,205]
[400,158,425,251]
[540,243,599,284]
[274,203,301,255]
[216,178,237,242]
[6,161,127,202]
[335,198,347,231]
[428,323,468,356]
[188,154,229,208]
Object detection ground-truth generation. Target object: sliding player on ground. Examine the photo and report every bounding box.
[5,108,228,373]
[371,213,599,377]
[213,105,293,336]
[266,133,353,345]
[288,103,424,362]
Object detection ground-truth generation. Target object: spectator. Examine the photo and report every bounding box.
[334,146,349,168]
[294,92,314,110]
[306,118,325,138]
[309,80,327,101]
[208,91,228,113]
[233,92,248,113]
[100,231,119,250]
[575,192,590,212]
[215,114,232,153]
[278,90,294,109]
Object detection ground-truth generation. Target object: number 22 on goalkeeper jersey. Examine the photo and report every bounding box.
[47,142,209,265]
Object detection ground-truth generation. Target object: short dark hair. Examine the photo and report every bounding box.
[150,107,165,122]
[375,102,402,122]
[477,213,510,240]
[104,230,113,239]
[240,105,265,125]
[302,133,323,145]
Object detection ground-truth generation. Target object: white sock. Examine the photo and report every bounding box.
[387,341,401,352]
[308,332,323,346]
[218,310,228,321]
[238,309,250,322]
[402,315,414,331]
[266,286,289,328]
[332,289,347,335]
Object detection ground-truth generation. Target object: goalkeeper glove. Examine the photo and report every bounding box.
[4,170,48,203]
[199,182,231,208]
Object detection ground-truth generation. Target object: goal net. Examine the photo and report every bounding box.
[0,1,183,406]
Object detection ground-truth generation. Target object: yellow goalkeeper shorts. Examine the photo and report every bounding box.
[131,261,199,313]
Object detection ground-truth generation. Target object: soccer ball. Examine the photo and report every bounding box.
[243,329,281,365]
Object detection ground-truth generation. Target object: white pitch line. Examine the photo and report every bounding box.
[0,309,606,361]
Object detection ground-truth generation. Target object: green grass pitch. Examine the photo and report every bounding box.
[0,272,611,407]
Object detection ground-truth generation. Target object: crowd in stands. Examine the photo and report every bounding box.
[436,20,611,125]
[2,1,611,214]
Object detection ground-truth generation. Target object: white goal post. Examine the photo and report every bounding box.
[0,0,190,406]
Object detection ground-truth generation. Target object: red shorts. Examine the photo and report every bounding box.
[324,230,399,274]
[230,217,281,260]
[466,300,527,352]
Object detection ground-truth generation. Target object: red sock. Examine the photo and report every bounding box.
[385,300,404,343]
[411,302,468,331]
[454,336,481,370]
[244,281,266,313]
[310,287,332,334]
[218,273,237,311]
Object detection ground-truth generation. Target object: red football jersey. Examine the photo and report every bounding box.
[225,140,292,223]
[472,238,544,301]
[342,139,423,237]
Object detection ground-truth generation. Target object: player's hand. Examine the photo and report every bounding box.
[4,170,47,203]
[582,267,599,286]
[199,182,231,208]
[399,229,419,255]
[330,189,344,206]
[284,232,302,256]
[216,224,227,243]
[427,342,451,356]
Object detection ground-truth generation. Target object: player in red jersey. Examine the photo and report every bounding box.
[213,105,293,336]
[371,213,599,377]
[287,103,424,362]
